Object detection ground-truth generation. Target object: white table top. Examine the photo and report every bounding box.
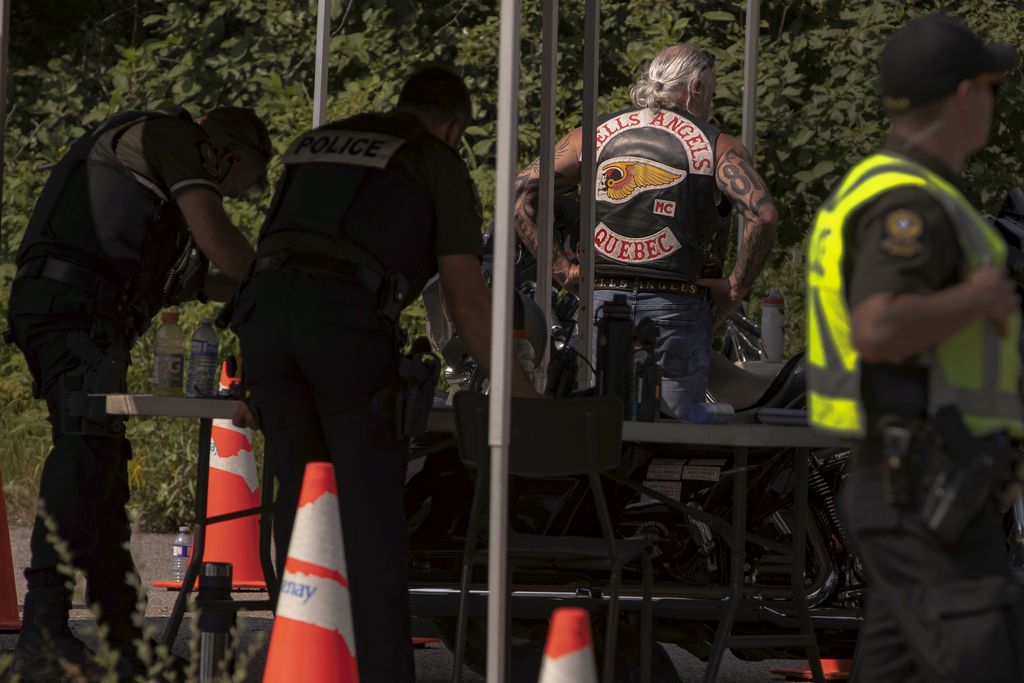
[102,394,238,419]
[425,407,848,449]
[621,420,848,448]
[102,395,849,450]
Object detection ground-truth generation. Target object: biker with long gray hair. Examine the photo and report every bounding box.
[514,43,778,419]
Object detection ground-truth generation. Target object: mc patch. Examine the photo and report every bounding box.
[880,209,924,258]
[198,140,220,178]
[653,198,676,218]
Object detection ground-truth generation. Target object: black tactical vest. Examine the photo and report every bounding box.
[16,109,198,320]
[258,113,437,298]
[593,107,728,282]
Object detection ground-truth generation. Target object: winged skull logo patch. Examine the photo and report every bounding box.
[597,156,686,204]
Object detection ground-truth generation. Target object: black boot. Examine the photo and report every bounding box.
[88,568,188,682]
[14,577,101,682]
[107,636,190,682]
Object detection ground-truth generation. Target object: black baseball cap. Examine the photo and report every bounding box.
[880,14,1017,112]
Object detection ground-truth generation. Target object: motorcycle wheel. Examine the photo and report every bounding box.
[434,616,546,682]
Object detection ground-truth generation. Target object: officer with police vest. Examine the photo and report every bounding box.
[6,106,270,680]
[806,15,1024,682]
[514,43,778,419]
[230,67,536,682]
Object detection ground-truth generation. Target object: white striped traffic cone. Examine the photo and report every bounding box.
[203,362,264,587]
[153,361,265,590]
[263,462,358,682]
[537,607,598,683]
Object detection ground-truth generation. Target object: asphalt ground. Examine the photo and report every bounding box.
[0,523,809,681]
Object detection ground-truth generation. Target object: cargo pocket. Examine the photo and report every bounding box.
[59,329,129,437]
[927,576,1024,682]
[7,290,55,319]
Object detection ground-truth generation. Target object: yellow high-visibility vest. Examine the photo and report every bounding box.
[806,152,1024,438]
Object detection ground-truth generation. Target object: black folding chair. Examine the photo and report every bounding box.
[451,392,653,683]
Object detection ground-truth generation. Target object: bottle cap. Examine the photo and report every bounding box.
[161,312,180,322]
[178,526,190,532]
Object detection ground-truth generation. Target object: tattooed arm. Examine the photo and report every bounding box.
[697,133,779,324]
[513,127,584,290]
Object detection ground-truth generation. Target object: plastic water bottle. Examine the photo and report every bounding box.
[687,402,735,424]
[760,288,785,361]
[171,526,193,582]
[187,319,219,398]
[152,312,185,395]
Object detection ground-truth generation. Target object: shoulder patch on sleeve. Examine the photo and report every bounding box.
[197,140,220,178]
[880,209,924,257]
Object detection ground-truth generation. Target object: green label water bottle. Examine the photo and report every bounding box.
[153,311,185,395]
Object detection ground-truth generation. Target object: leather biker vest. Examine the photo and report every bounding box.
[593,107,725,282]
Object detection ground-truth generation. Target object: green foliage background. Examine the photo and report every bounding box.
[1,0,1023,529]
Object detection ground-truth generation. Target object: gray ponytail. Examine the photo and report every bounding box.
[630,44,715,112]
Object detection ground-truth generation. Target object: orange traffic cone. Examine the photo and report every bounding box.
[411,637,441,648]
[538,607,597,683]
[769,659,851,681]
[155,361,265,590]
[0,467,21,632]
[263,462,358,682]
[202,361,265,587]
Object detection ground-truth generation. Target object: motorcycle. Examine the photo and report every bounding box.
[987,187,1024,566]
[404,191,1024,679]
[410,265,860,680]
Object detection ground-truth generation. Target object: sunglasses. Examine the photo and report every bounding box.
[976,74,1003,98]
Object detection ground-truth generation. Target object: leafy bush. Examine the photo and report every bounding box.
[3,0,1024,527]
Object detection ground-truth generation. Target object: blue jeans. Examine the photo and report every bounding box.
[593,289,713,421]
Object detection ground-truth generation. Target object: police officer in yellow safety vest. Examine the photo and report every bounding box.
[806,15,1024,682]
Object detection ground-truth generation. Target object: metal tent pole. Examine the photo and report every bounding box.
[536,0,559,389]
[737,0,761,259]
[0,0,11,226]
[577,0,600,385]
[487,0,521,680]
[312,0,331,128]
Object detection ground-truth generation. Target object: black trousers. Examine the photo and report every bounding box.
[841,463,1024,683]
[8,279,140,641]
[236,271,414,683]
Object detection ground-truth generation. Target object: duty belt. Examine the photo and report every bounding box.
[594,277,705,297]
[15,257,121,303]
[253,250,384,291]
[251,249,407,323]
